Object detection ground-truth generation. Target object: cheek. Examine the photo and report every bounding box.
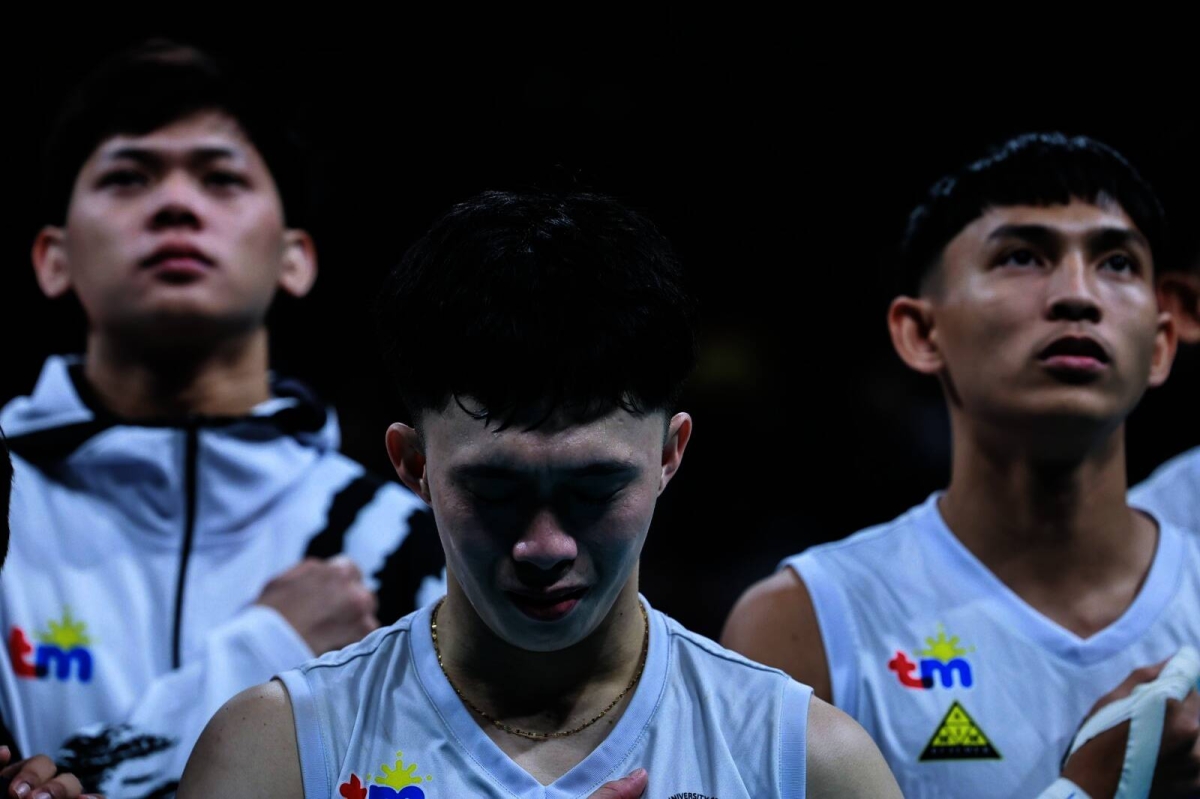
[1111,284,1161,324]
[940,293,1031,371]
[1116,305,1164,380]
[236,210,284,253]
[584,496,656,561]
[429,495,509,566]
[64,218,141,308]
[220,203,286,278]
[66,205,136,267]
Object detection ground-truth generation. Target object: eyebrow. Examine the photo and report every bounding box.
[1087,227,1150,255]
[101,145,242,166]
[987,224,1150,257]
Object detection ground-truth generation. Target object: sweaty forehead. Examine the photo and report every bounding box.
[421,403,663,471]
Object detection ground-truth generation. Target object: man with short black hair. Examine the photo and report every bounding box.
[0,41,443,797]
[724,133,1200,797]
[180,189,901,798]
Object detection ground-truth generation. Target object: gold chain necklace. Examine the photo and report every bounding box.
[431,597,650,740]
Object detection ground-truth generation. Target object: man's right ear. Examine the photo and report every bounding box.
[887,295,944,375]
[31,226,72,299]
[386,423,431,505]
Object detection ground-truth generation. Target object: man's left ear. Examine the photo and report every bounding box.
[1147,308,1178,389]
[659,413,693,495]
[1158,271,1200,345]
[278,230,317,298]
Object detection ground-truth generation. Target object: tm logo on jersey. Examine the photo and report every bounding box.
[888,624,975,689]
[339,751,433,799]
[8,607,94,683]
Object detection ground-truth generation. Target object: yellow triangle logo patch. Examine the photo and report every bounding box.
[919,701,1001,761]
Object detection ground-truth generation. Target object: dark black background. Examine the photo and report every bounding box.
[4,17,1196,637]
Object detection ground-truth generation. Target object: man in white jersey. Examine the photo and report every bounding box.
[1130,233,1199,531]
[722,133,1200,797]
[178,190,901,798]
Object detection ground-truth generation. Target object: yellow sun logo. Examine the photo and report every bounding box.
[918,624,973,663]
[367,751,433,789]
[36,607,91,651]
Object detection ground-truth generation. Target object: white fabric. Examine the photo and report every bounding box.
[781,493,1200,798]
[279,596,812,799]
[1129,446,1199,535]
[0,355,442,798]
[1036,777,1093,799]
[1065,646,1200,798]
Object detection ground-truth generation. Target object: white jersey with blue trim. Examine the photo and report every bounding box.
[1130,446,1199,534]
[278,596,810,799]
[781,493,1200,799]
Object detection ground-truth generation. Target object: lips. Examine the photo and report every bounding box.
[507,586,588,622]
[139,243,215,276]
[1037,334,1111,378]
[1038,336,1110,364]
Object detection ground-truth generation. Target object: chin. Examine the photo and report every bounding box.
[1009,407,1127,459]
[1033,391,1130,426]
[116,306,263,344]
[494,600,599,653]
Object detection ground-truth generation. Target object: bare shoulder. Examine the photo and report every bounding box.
[806,696,901,798]
[177,679,303,799]
[720,568,832,701]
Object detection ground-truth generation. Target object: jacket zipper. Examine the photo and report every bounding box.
[171,425,199,669]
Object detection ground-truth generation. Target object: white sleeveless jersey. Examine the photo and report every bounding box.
[782,493,1200,799]
[1130,446,1199,534]
[278,596,811,799]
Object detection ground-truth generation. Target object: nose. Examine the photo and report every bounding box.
[146,173,203,232]
[512,509,577,581]
[1045,252,1101,324]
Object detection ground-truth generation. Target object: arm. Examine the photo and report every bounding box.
[720,569,833,702]
[177,680,303,799]
[805,697,902,798]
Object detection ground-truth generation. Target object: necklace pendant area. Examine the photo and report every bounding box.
[431,598,650,740]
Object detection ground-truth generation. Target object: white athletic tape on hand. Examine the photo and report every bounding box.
[1064,646,1200,799]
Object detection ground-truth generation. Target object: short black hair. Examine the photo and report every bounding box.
[1,428,11,572]
[376,190,697,428]
[898,132,1167,296]
[41,39,311,227]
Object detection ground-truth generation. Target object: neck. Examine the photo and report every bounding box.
[436,574,647,728]
[940,412,1156,598]
[83,328,272,419]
